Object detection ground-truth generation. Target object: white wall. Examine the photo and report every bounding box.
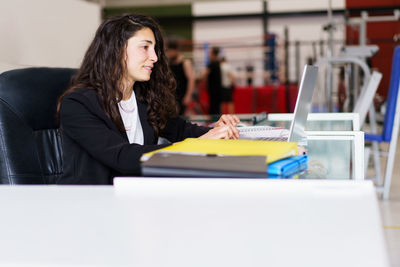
[193,18,265,86]
[192,1,264,86]
[268,0,344,12]
[269,14,345,82]
[106,0,345,9]
[193,0,262,16]
[193,0,345,15]
[193,0,345,86]
[0,0,101,73]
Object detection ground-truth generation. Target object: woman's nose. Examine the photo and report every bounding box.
[149,49,158,62]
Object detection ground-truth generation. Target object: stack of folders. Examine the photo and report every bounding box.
[142,138,298,163]
[142,153,269,178]
[141,138,307,178]
[267,155,308,178]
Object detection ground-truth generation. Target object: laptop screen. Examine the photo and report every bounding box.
[288,65,318,142]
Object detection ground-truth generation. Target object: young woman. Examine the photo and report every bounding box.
[57,14,239,185]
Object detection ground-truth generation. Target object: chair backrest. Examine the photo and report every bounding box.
[0,67,76,184]
[382,45,400,142]
[353,71,382,128]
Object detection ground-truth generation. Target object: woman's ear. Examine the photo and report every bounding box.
[122,44,128,62]
[124,49,128,61]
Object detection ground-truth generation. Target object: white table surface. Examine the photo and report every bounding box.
[0,179,389,267]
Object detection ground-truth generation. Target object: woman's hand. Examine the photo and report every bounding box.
[214,114,240,128]
[199,124,239,140]
[198,114,240,139]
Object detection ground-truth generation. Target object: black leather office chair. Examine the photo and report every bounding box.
[0,67,76,184]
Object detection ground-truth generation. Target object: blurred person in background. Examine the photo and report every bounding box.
[201,47,222,114]
[167,40,195,115]
[337,67,346,112]
[220,57,236,114]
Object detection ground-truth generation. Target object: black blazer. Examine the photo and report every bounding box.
[58,88,210,185]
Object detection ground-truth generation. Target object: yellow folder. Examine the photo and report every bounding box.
[143,138,298,163]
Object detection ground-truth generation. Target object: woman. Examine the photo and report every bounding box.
[57,14,239,185]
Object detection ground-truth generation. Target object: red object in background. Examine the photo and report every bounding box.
[233,86,254,113]
[346,0,399,8]
[286,84,300,113]
[255,85,279,113]
[346,0,400,98]
[233,84,299,114]
[255,85,289,113]
[195,80,209,114]
[196,81,299,115]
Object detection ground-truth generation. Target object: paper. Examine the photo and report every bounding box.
[238,125,290,140]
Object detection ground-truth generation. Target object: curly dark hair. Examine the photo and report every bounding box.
[58,14,178,137]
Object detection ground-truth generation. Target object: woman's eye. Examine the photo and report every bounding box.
[142,46,149,50]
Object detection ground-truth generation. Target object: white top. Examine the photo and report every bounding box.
[220,61,232,88]
[118,90,144,145]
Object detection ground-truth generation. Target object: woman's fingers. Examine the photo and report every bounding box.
[224,114,240,125]
[199,124,239,139]
[226,125,238,139]
[224,126,232,139]
[212,125,229,139]
[223,124,239,139]
[214,115,225,127]
[232,125,240,139]
[231,115,240,124]
[215,114,240,127]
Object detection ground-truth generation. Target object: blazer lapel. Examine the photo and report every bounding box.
[83,91,128,141]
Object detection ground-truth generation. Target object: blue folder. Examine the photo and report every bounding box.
[267,155,308,177]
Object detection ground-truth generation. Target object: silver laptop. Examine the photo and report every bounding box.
[239,65,318,143]
[113,177,389,267]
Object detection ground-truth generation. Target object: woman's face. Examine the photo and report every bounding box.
[124,27,158,84]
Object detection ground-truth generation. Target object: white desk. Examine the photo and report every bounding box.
[0,180,389,267]
[0,186,135,267]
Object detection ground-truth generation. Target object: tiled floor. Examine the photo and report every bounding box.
[373,135,400,267]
